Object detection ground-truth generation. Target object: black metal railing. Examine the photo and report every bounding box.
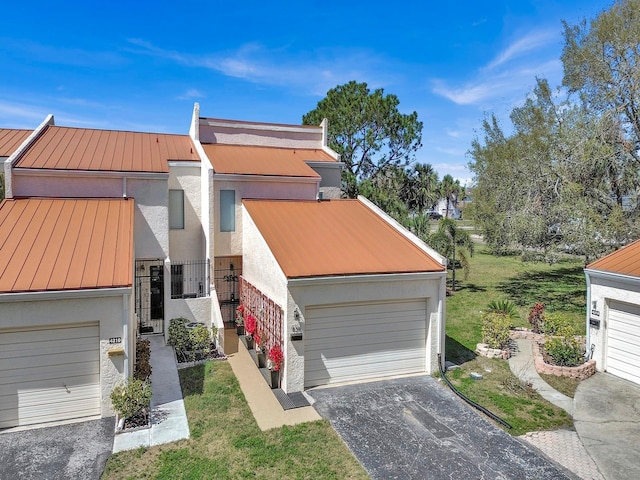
[170,260,210,299]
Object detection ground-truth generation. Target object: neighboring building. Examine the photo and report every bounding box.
[585,240,640,386]
[0,104,447,428]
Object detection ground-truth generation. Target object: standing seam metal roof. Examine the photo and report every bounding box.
[243,199,444,278]
[0,198,134,293]
[14,126,200,173]
[203,144,334,177]
[0,129,31,157]
[587,239,640,278]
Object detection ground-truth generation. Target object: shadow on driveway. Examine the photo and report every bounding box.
[309,376,577,480]
[0,417,114,480]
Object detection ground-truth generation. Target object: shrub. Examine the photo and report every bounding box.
[134,338,152,381]
[189,325,211,353]
[111,379,152,419]
[481,312,512,349]
[545,336,584,367]
[236,305,245,326]
[167,317,190,351]
[528,302,545,334]
[542,313,578,336]
[486,299,519,319]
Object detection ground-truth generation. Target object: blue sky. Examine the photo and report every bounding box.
[0,0,612,185]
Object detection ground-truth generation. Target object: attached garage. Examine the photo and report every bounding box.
[585,239,640,386]
[242,197,447,393]
[0,198,136,426]
[0,324,100,428]
[606,301,640,385]
[304,300,427,388]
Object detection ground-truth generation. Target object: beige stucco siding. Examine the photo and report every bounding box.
[214,177,318,257]
[0,291,133,417]
[168,164,205,261]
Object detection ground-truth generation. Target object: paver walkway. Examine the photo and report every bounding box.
[508,338,604,480]
[112,335,190,452]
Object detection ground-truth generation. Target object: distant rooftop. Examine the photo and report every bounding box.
[244,199,445,279]
[14,125,199,173]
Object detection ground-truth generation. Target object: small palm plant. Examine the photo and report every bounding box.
[486,299,519,319]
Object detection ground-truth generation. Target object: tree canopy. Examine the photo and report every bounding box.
[303,81,423,198]
[468,1,640,261]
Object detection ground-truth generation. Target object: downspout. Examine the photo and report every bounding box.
[123,293,130,380]
[585,270,592,360]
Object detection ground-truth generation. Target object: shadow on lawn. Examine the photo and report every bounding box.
[496,265,586,312]
[178,363,206,396]
[445,335,476,365]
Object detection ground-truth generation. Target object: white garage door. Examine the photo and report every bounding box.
[607,301,640,385]
[304,299,427,388]
[0,323,101,429]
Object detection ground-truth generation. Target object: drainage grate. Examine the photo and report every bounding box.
[273,389,311,410]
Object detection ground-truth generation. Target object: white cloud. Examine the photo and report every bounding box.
[177,89,205,100]
[126,39,397,97]
[485,29,557,71]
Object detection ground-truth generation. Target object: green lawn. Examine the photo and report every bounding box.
[102,362,368,480]
[444,245,586,435]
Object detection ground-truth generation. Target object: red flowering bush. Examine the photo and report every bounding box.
[268,344,284,371]
[528,302,545,334]
[236,305,245,325]
[245,314,257,336]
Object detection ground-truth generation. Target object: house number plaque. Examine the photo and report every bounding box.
[109,337,122,344]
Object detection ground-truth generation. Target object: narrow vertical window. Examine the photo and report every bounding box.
[169,190,184,229]
[220,190,235,232]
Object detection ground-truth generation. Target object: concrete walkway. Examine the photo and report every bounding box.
[508,338,574,415]
[574,373,640,480]
[226,338,321,431]
[112,335,190,453]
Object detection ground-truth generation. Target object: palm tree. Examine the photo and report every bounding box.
[429,218,474,291]
[438,174,462,219]
[402,163,439,216]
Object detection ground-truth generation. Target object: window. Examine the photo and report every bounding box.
[171,264,184,299]
[220,190,235,232]
[169,190,184,229]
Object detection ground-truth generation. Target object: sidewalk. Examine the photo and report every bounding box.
[113,335,190,453]
[226,339,321,431]
[509,338,603,480]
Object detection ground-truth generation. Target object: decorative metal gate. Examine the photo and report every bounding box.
[135,260,165,334]
[213,256,242,328]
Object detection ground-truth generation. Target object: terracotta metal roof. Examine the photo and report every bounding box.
[243,199,445,278]
[203,144,335,177]
[0,129,31,157]
[15,126,199,173]
[0,198,134,293]
[587,239,640,278]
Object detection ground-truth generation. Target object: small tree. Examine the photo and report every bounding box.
[528,303,545,334]
[429,218,474,291]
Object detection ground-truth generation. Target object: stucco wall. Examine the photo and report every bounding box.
[587,271,640,372]
[165,297,212,331]
[199,122,323,149]
[11,173,123,198]
[127,178,169,260]
[214,177,318,257]
[0,291,132,417]
[168,164,205,261]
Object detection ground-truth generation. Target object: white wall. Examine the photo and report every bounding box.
[168,164,205,261]
[0,291,133,417]
[586,270,640,372]
[214,177,318,257]
[127,178,169,260]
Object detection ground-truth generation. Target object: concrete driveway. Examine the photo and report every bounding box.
[574,372,640,480]
[0,417,115,480]
[309,376,577,480]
